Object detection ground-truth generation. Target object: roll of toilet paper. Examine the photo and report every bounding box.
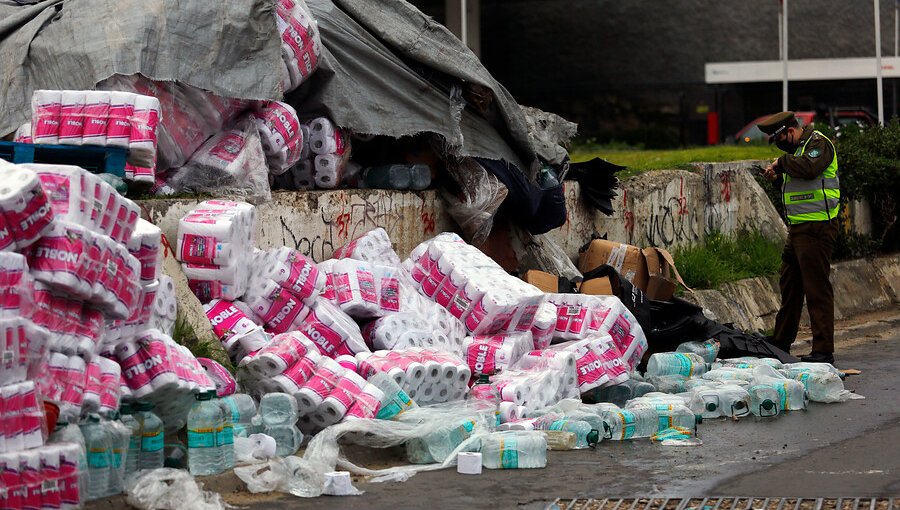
[457,452,482,475]
[313,154,345,189]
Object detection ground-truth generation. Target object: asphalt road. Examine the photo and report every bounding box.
[90,310,900,510]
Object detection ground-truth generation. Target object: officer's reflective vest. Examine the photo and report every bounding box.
[782,130,840,224]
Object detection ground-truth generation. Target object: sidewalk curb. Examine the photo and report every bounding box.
[683,254,900,335]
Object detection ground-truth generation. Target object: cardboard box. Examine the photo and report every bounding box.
[578,239,649,291]
[645,274,677,301]
[579,276,614,296]
[642,247,692,295]
[524,270,558,294]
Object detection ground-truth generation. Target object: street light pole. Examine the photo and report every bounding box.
[460,0,468,47]
[782,0,789,111]
[876,0,885,125]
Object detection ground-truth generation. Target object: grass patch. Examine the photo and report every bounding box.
[569,145,782,178]
[673,231,782,290]
[171,311,233,370]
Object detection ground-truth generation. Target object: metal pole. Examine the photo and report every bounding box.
[778,11,783,60]
[461,0,468,46]
[893,0,897,118]
[783,0,789,111]
[876,0,885,125]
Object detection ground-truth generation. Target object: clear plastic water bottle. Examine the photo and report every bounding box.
[264,425,304,457]
[758,379,809,411]
[589,379,656,407]
[134,402,164,470]
[370,372,418,420]
[409,164,432,190]
[601,407,661,440]
[748,385,781,417]
[362,164,431,190]
[559,410,605,432]
[646,375,688,393]
[258,393,299,428]
[480,431,547,469]
[685,385,752,419]
[625,393,687,409]
[119,404,142,477]
[703,367,755,383]
[222,394,258,438]
[646,352,708,378]
[215,394,235,470]
[405,417,477,464]
[676,339,720,364]
[790,371,845,403]
[106,417,131,496]
[79,415,110,501]
[188,391,224,476]
[547,419,600,448]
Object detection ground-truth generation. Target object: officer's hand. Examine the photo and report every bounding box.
[763,164,776,181]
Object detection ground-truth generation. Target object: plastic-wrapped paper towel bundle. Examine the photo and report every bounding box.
[276,0,322,93]
[357,349,471,405]
[464,332,534,379]
[361,312,464,355]
[0,161,54,251]
[0,381,49,453]
[530,302,557,350]
[307,117,351,189]
[177,200,256,302]
[251,101,303,174]
[545,293,648,371]
[549,336,631,394]
[127,219,162,285]
[332,227,403,267]
[204,298,271,363]
[407,235,546,335]
[250,247,324,302]
[297,299,368,358]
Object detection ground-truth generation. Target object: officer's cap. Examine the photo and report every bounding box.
[757,111,796,139]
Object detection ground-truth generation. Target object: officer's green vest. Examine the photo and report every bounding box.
[781,130,840,224]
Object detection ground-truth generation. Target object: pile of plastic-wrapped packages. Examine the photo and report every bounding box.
[170,199,862,496]
[0,158,226,508]
[10,0,378,201]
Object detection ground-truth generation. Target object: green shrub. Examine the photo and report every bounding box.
[673,231,782,290]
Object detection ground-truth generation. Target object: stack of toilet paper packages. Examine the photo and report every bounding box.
[356,348,471,405]
[463,331,534,380]
[237,332,384,429]
[486,350,580,421]
[0,443,84,510]
[31,89,161,182]
[250,246,325,303]
[149,275,177,337]
[112,328,215,431]
[81,356,123,418]
[177,200,256,302]
[0,161,54,252]
[331,227,403,267]
[197,357,238,398]
[307,117,351,189]
[97,74,253,172]
[548,335,631,395]
[251,101,304,173]
[0,380,50,454]
[544,293,648,371]
[407,236,546,335]
[204,298,272,364]
[361,312,465,356]
[276,0,322,93]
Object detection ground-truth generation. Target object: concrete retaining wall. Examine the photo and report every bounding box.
[548,160,788,260]
[684,255,900,333]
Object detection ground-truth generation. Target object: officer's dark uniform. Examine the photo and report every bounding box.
[758,111,840,364]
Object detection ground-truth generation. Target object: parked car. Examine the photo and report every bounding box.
[732,108,876,144]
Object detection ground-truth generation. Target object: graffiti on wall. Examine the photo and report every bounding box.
[275,191,444,262]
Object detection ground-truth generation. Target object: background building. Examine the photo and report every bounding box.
[410,0,900,147]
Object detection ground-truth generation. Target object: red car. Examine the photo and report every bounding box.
[733,108,876,144]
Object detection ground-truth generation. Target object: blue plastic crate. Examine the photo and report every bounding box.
[0,141,127,177]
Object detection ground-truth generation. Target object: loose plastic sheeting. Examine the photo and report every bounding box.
[124,468,227,510]
[234,403,494,498]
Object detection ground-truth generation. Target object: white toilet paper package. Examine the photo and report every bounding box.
[0,381,49,453]
[276,0,322,93]
[203,298,271,363]
[296,299,368,359]
[357,348,471,405]
[463,331,534,379]
[549,335,631,394]
[0,161,53,251]
[169,116,271,201]
[0,252,35,319]
[306,117,351,189]
[251,101,303,173]
[250,247,324,302]
[331,227,402,267]
[486,350,580,414]
[149,275,177,336]
[360,312,464,355]
[127,219,162,284]
[407,235,545,335]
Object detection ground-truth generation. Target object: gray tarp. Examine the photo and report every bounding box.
[0,0,572,178]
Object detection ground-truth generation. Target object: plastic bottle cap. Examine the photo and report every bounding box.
[587,429,601,447]
[196,392,213,401]
[705,402,717,412]
[733,401,746,410]
[120,403,133,415]
[477,374,491,385]
[762,400,775,411]
[135,401,154,412]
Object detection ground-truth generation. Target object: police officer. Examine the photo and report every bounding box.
[758,111,840,364]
